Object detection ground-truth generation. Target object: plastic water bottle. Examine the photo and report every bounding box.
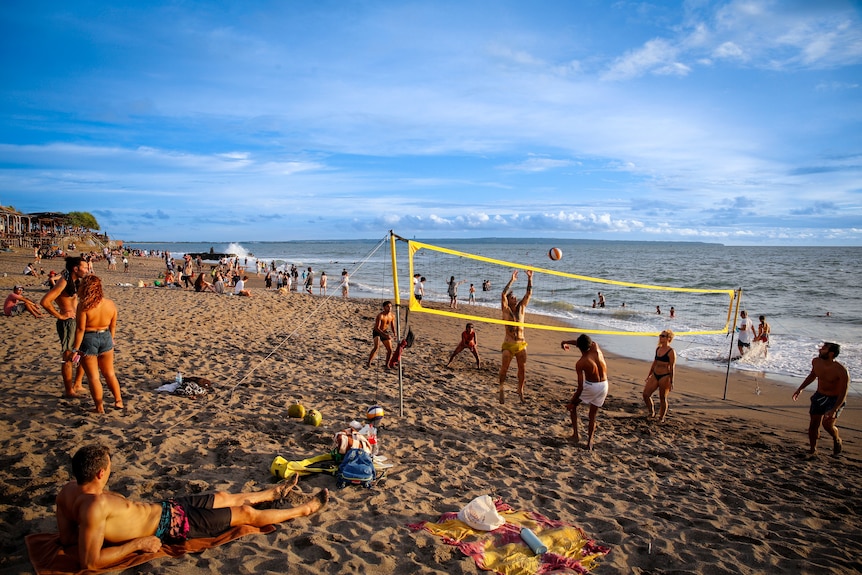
[520,528,547,555]
[369,426,380,456]
[175,371,183,385]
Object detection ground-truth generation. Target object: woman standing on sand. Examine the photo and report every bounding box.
[447,276,466,309]
[73,275,124,413]
[643,330,676,421]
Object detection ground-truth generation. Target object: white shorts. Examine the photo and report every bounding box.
[580,380,609,407]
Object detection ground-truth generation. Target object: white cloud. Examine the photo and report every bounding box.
[602,39,681,80]
[498,157,577,172]
[713,41,747,60]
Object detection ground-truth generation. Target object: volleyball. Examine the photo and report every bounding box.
[548,247,563,261]
[366,405,385,421]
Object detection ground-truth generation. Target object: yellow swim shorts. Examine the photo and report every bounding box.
[501,340,528,355]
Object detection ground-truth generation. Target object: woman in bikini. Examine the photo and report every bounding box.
[643,330,676,421]
[73,275,124,413]
[755,315,770,357]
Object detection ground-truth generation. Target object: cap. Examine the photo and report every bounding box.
[13,285,23,290]
[49,270,56,275]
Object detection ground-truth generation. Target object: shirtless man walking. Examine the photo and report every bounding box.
[56,444,327,571]
[561,334,609,450]
[792,342,849,456]
[40,256,89,397]
[499,269,532,404]
[366,301,396,368]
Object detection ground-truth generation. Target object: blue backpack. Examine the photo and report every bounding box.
[335,447,377,489]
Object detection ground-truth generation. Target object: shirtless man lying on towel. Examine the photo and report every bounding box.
[56,444,328,570]
[561,334,609,451]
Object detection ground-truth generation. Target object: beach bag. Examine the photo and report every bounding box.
[457,495,506,531]
[334,430,372,455]
[335,447,376,489]
[174,376,213,398]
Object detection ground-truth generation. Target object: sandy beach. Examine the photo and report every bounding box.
[1,248,860,574]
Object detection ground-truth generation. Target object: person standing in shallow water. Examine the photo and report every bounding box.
[72,275,124,413]
[447,276,466,309]
[792,342,849,456]
[737,310,755,356]
[755,315,771,357]
[642,330,676,421]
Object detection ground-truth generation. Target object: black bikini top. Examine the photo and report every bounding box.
[655,349,671,362]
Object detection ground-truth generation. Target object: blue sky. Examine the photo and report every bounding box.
[2,1,861,245]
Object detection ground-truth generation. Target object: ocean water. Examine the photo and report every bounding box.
[126,237,862,391]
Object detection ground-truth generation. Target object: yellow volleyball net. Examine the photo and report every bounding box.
[401,239,737,337]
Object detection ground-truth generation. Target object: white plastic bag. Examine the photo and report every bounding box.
[457,495,505,531]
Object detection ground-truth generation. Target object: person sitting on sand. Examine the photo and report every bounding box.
[213,271,226,294]
[194,271,215,293]
[446,323,481,369]
[4,285,44,318]
[234,275,252,297]
[561,334,609,451]
[791,342,849,456]
[56,444,328,571]
[72,275,124,412]
[642,330,676,421]
[163,270,181,288]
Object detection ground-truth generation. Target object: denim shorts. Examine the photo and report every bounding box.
[80,330,113,357]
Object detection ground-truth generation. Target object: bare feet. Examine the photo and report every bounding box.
[498,388,505,404]
[93,402,105,414]
[304,489,329,515]
[833,438,843,455]
[115,401,125,409]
